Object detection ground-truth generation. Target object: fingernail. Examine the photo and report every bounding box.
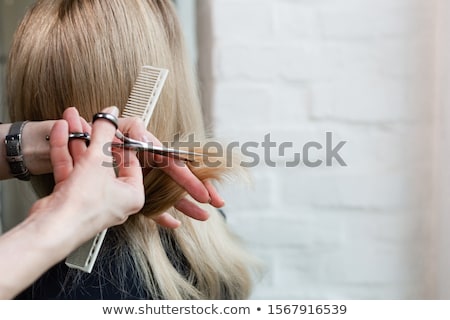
[104,106,119,116]
[210,197,225,208]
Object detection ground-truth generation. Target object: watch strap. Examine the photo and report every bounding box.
[5,121,31,181]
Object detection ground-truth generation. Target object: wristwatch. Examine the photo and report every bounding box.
[5,121,31,181]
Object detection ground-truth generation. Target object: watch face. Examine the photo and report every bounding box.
[6,134,19,141]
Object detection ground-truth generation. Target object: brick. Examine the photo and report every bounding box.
[269,84,309,127]
[330,125,432,173]
[319,4,431,40]
[272,248,322,289]
[317,243,426,285]
[215,167,278,212]
[264,127,347,167]
[276,43,328,81]
[343,212,428,246]
[274,1,319,40]
[310,77,429,123]
[214,83,311,134]
[214,45,280,82]
[227,214,313,248]
[281,170,430,211]
[216,42,341,82]
[204,0,435,300]
[210,127,330,170]
[211,127,348,170]
[213,82,274,132]
[211,0,275,45]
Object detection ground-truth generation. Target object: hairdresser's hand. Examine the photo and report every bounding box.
[117,117,224,229]
[30,107,144,238]
[1,107,144,299]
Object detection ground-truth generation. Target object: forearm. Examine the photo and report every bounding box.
[0,206,82,299]
[0,121,55,180]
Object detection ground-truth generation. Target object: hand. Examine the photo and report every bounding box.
[59,106,225,229]
[0,107,145,299]
[30,107,145,237]
[112,113,225,229]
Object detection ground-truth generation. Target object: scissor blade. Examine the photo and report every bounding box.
[111,142,203,162]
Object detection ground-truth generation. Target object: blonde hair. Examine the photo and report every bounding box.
[8,0,258,299]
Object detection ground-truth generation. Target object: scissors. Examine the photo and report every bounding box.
[64,113,204,162]
[68,132,203,162]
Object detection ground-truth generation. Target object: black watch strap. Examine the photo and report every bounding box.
[5,121,31,181]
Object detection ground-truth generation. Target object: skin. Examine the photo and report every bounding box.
[0,106,225,299]
[65,106,224,227]
[0,107,224,228]
[0,107,143,299]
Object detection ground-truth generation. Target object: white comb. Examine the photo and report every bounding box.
[65,66,169,272]
[122,66,169,126]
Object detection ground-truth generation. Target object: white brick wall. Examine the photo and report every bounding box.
[199,0,437,299]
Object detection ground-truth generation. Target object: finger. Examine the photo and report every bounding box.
[151,212,181,229]
[63,107,87,162]
[160,158,211,203]
[139,144,211,204]
[90,107,119,149]
[114,117,150,181]
[121,122,210,204]
[127,129,210,203]
[118,117,149,144]
[80,116,92,135]
[114,147,143,187]
[49,120,72,185]
[203,180,225,208]
[174,198,209,221]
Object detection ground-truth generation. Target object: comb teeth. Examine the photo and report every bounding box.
[122,66,169,126]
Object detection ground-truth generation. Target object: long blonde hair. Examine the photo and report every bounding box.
[7,0,258,299]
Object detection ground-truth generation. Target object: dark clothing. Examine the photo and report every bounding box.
[16,210,226,300]
[16,259,147,299]
[16,227,151,299]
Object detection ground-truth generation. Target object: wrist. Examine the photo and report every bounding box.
[21,121,56,175]
[28,199,85,254]
[30,194,107,248]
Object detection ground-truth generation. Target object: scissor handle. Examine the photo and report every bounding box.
[69,132,91,140]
